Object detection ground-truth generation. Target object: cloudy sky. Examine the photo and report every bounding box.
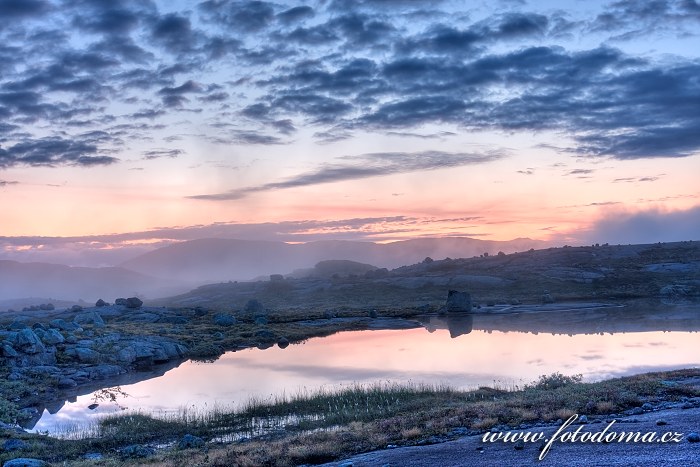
[1,0,699,263]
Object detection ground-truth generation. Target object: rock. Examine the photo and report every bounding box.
[277,337,290,349]
[115,298,128,306]
[578,415,588,423]
[660,284,693,298]
[254,316,268,325]
[95,299,108,307]
[89,364,124,379]
[8,320,28,331]
[641,402,653,411]
[125,297,143,309]
[2,439,28,451]
[31,323,46,331]
[214,314,236,326]
[1,342,19,358]
[39,303,54,311]
[88,403,99,410]
[83,453,103,460]
[179,434,205,449]
[13,329,46,354]
[66,347,101,364]
[514,440,525,450]
[244,299,265,314]
[57,378,77,389]
[40,329,65,346]
[446,290,472,312]
[687,432,700,443]
[656,419,668,426]
[70,305,83,312]
[369,309,378,318]
[48,319,82,332]
[2,459,50,467]
[542,292,555,304]
[255,329,276,342]
[120,444,155,458]
[193,306,208,317]
[74,311,105,328]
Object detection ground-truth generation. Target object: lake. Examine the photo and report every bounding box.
[31,301,700,434]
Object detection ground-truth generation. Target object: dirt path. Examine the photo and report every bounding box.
[322,407,700,466]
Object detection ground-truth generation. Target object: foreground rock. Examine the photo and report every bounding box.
[446,290,472,312]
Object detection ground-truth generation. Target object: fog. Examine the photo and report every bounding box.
[580,205,700,245]
[0,237,545,303]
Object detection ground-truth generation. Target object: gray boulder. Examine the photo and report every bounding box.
[95,299,108,307]
[214,314,236,326]
[74,311,105,328]
[3,459,51,467]
[446,290,472,312]
[179,434,205,449]
[40,329,65,346]
[1,342,19,358]
[13,329,46,354]
[125,297,143,309]
[49,319,82,332]
[115,298,128,306]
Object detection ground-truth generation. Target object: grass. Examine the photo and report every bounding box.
[2,369,700,466]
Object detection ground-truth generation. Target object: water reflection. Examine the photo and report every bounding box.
[30,301,700,434]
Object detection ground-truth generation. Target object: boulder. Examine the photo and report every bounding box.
[8,320,28,331]
[542,292,555,304]
[214,314,236,326]
[120,444,155,459]
[74,311,105,328]
[66,347,101,364]
[115,298,128,306]
[254,316,268,325]
[1,342,19,358]
[40,329,65,346]
[244,299,265,315]
[95,299,109,307]
[49,319,82,332]
[3,459,51,467]
[446,290,472,312]
[13,329,46,354]
[125,297,143,309]
[178,434,205,449]
[57,377,77,389]
[70,305,83,312]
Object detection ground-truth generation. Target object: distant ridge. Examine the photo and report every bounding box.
[0,260,182,302]
[120,237,546,282]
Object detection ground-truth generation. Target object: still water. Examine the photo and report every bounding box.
[32,302,700,433]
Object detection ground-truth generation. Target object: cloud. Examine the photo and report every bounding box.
[142,149,184,160]
[0,179,19,187]
[190,150,504,200]
[0,136,118,168]
[578,205,700,244]
[0,0,51,18]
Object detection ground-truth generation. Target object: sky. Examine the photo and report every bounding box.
[1,0,699,265]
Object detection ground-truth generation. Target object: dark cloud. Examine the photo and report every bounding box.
[198,0,276,31]
[0,179,19,187]
[0,136,118,168]
[0,0,50,18]
[277,5,314,24]
[190,150,505,200]
[150,13,199,54]
[142,149,184,160]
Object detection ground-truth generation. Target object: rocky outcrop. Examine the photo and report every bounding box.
[446,290,472,312]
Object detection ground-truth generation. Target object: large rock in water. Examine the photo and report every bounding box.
[446,290,472,312]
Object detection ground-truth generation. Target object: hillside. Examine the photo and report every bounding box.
[120,237,546,282]
[157,241,700,311]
